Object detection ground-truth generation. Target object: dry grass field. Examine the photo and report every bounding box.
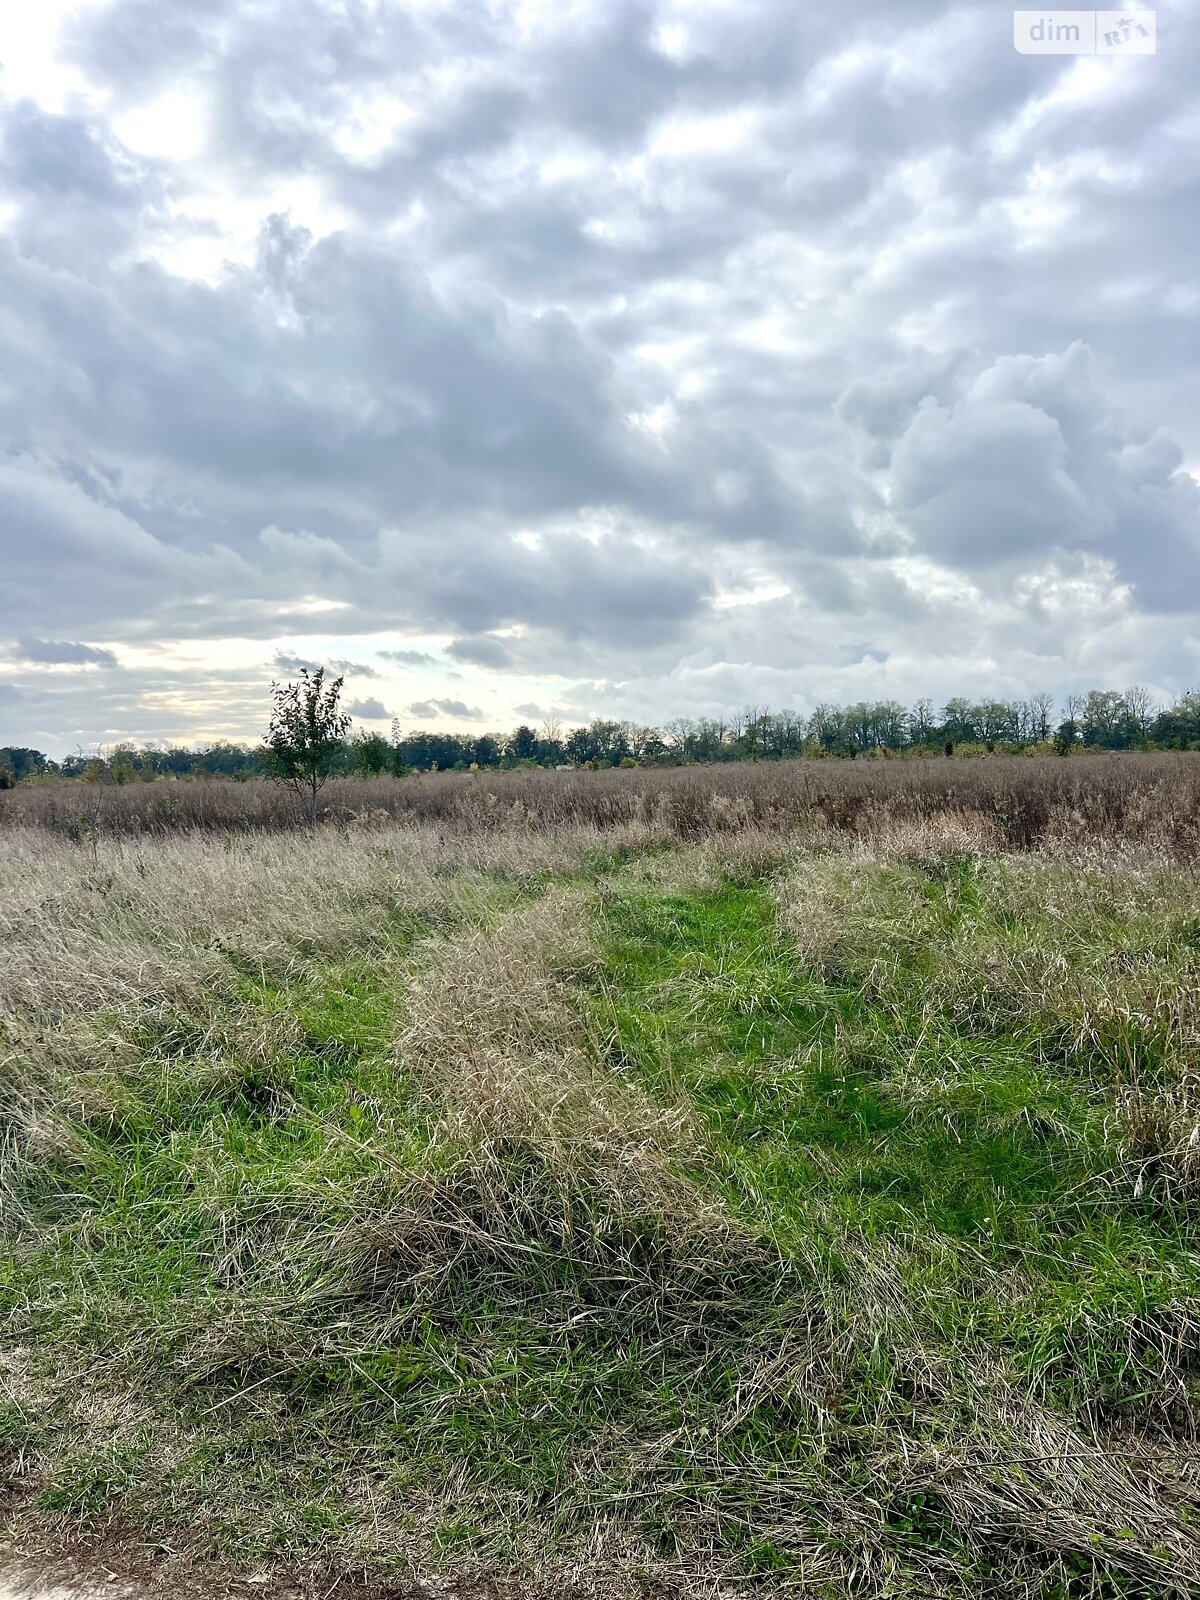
[2,757,1199,1597]
[4,751,1200,855]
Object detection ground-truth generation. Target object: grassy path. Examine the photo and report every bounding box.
[591,866,1200,1424]
[594,873,1099,1239]
[4,835,1198,1597]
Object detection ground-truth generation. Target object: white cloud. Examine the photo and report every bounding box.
[113,88,207,161]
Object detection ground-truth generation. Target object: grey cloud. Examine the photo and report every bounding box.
[0,461,180,636]
[378,648,439,667]
[406,698,483,721]
[379,526,714,645]
[836,350,974,468]
[272,653,317,674]
[0,102,152,271]
[0,655,269,756]
[272,651,377,677]
[445,635,514,670]
[891,395,1100,563]
[346,696,390,719]
[16,638,119,666]
[2,102,137,205]
[884,344,1200,607]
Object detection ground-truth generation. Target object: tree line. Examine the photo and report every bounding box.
[3,685,1199,787]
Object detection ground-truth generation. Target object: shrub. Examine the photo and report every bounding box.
[265,667,351,824]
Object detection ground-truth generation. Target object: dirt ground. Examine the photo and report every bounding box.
[0,1549,306,1600]
[0,1547,494,1600]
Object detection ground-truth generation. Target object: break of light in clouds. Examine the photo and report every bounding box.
[0,0,1198,756]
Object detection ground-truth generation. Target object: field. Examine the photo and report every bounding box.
[2,757,1199,1598]
[5,752,1200,853]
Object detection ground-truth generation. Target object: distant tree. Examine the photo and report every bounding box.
[195,739,266,777]
[1029,692,1055,743]
[1052,692,1084,755]
[844,702,874,754]
[0,746,56,781]
[808,703,847,755]
[1152,691,1200,748]
[564,725,593,765]
[770,709,806,759]
[348,729,391,775]
[564,719,631,766]
[508,724,539,762]
[909,699,935,745]
[14,747,53,779]
[976,700,1019,744]
[942,697,977,744]
[1081,689,1130,748]
[633,725,668,763]
[1123,685,1157,743]
[735,703,769,759]
[266,667,351,823]
[876,700,910,750]
[700,715,729,760]
[106,742,138,785]
[538,715,564,760]
[661,717,694,761]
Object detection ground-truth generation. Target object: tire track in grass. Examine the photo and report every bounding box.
[581,861,1200,1596]
[590,872,1106,1248]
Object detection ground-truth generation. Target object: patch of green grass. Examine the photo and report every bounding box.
[597,881,1079,1236]
[592,872,1200,1429]
[33,1441,149,1522]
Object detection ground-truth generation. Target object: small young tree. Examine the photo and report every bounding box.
[266,667,351,824]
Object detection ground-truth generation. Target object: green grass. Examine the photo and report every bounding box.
[597,877,1090,1233]
[2,837,1198,1597]
[592,869,1200,1429]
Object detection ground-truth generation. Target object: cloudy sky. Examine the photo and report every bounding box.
[1,0,1197,755]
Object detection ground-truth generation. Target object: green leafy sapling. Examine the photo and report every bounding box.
[266,667,351,824]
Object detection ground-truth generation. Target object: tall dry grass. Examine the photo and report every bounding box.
[4,752,1200,855]
[0,820,656,1222]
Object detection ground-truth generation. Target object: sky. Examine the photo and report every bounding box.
[0,0,1198,757]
